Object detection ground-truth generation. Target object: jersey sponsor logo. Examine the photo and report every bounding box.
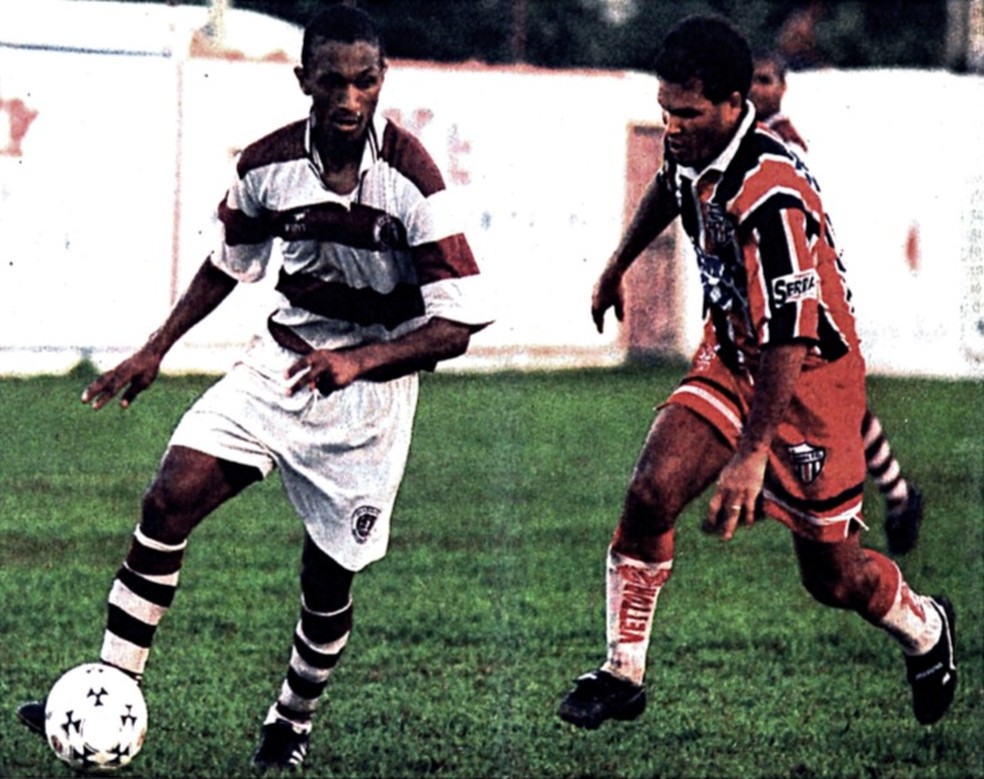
[352,506,381,544]
[772,270,818,306]
[787,442,826,484]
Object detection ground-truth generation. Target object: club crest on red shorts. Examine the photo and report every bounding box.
[352,506,381,544]
[787,442,826,484]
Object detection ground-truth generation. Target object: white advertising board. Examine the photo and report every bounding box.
[1,2,982,379]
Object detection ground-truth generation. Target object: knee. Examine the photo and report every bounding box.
[613,477,678,558]
[139,479,193,545]
[799,567,871,611]
[622,472,677,536]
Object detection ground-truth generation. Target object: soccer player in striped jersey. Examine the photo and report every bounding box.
[16,6,491,771]
[749,48,924,556]
[558,14,955,731]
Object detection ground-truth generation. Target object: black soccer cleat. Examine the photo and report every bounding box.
[251,722,310,772]
[15,699,46,739]
[905,595,957,725]
[884,484,923,556]
[558,669,647,730]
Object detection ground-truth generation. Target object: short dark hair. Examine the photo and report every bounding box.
[301,4,385,67]
[653,15,752,103]
[753,48,789,82]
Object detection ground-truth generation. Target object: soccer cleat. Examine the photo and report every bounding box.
[884,484,923,556]
[251,722,310,772]
[15,699,46,739]
[905,596,957,725]
[558,669,646,729]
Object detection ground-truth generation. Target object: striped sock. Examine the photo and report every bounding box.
[862,410,910,509]
[100,526,186,679]
[264,597,353,735]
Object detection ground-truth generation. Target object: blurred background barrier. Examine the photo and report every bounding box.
[1,1,982,378]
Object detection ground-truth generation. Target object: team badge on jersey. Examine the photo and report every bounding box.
[704,202,736,247]
[696,247,747,312]
[352,506,381,544]
[787,442,826,484]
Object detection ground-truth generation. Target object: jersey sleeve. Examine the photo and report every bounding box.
[212,165,276,284]
[744,202,821,348]
[383,127,494,331]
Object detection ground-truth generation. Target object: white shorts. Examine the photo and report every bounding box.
[168,356,419,571]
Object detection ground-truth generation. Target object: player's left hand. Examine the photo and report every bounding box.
[285,348,363,396]
[703,450,767,541]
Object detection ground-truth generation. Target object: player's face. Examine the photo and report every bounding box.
[658,78,744,170]
[749,60,786,121]
[295,39,386,146]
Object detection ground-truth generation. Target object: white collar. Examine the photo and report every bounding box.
[676,100,757,180]
[304,112,384,180]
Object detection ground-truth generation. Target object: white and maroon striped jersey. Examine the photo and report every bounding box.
[658,103,860,372]
[215,113,491,352]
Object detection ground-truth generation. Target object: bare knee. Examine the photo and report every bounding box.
[140,478,196,545]
[615,406,731,551]
[622,474,677,536]
[612,470,682,559]
[139,447,260,544]
[795,536,877,612]
[800,568,855,609]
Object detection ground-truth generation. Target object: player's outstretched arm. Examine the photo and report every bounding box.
[591,173,679,333]
[82,257,238,410]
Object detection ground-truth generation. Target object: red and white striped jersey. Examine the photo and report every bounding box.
[763,112,808,157]
[657,104,860,372]
[215,113,491,351]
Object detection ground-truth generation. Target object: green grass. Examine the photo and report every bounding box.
[1,364,981,778]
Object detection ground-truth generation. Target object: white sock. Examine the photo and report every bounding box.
[880,575,942,656]
[601,547,672,685]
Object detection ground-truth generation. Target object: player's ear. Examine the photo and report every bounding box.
[295,65,311,96]
[724,90,744,123]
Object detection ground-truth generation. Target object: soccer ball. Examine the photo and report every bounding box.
[44,663,148,773]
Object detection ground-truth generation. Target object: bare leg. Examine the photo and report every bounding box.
[101,446,262,677]
[561,405,734,726]
[792,529,941,648]
[614,404,733,559]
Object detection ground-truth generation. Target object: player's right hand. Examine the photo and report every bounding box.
[591,265,625,333]
[81,350,162,410]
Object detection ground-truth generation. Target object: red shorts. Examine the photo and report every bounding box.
[665,340,868,543]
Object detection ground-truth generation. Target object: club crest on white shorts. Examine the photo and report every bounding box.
[352,506,382,544]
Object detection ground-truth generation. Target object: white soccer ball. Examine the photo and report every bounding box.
[44,663,148,773]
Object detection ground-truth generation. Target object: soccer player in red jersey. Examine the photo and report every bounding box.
[750,49,924,555]
[16,6,491,771]
[558,15,955,731]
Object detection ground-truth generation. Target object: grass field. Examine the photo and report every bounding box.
[1,363,981,778]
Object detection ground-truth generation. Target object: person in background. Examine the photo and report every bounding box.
[750,48,924,556]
